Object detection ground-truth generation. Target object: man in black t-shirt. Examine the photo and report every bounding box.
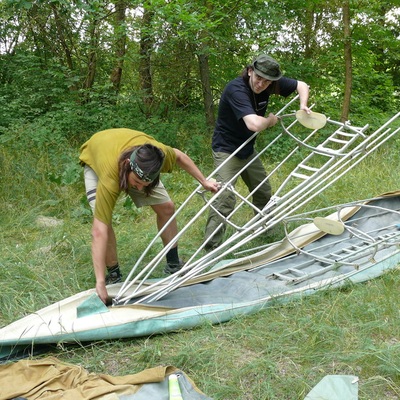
[204,54,311,250]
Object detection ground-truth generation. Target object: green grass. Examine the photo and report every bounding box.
[1,116,400,399]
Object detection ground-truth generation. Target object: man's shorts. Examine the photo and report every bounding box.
[84,165,171,213]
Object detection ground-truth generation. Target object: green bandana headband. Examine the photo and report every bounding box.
[129,149,161,182]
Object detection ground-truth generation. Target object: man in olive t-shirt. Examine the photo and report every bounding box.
[80,128,219,304]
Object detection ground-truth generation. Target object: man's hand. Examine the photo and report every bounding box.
[202,179,221,193]
[96,281,110,305]
[300,106,312,114]
[265,112,279,128]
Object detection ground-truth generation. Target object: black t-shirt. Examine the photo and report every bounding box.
[212,76,298,159]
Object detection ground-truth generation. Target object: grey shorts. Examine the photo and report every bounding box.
[83,165,171,212]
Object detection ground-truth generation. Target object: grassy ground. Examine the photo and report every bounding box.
[1,117,400,399]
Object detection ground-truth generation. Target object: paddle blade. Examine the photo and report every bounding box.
[296,110,327,130]
[313,217,345,235]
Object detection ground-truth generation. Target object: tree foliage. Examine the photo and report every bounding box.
[0,0,398,136]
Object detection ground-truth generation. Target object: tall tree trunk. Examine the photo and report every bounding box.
[197,0,215,128]
[50,3,74,71]
[303,8,314,59]
[197,52,215,128]
[139,6,154,114]
[83,18,100,93]
[303,7,322,60]
[110,1,127,94]
[341,0,352,122]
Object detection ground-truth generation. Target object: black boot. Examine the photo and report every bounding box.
[105,264,122,284]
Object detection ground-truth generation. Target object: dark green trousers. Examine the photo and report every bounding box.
[204,150,272,249]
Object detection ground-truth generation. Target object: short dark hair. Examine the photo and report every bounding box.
[118,144,164,196]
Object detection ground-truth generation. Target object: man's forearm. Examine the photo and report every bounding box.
[296,81,310,110]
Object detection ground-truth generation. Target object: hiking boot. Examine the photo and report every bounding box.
[164,260,185,275]
[105,266,122,285]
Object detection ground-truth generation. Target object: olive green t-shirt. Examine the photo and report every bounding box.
[79,128,176,224]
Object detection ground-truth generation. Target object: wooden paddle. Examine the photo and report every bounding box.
[296,110,327,129]
[313,217,345,235]
[280,110,327,130]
